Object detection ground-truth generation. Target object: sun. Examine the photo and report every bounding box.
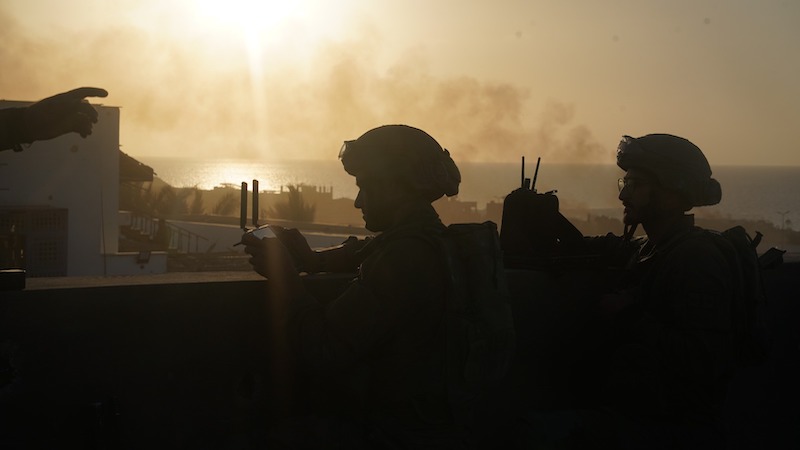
[180,0,313,153]
[189,0,304,40]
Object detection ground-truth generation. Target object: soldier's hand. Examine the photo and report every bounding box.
[242,232,299,280]
[22,87,109,142]
[270,226,320,273]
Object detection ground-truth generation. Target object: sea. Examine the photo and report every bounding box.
[139,156,800,231]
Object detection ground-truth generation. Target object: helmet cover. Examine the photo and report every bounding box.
[339,124,461,202]
[617,133,721,207]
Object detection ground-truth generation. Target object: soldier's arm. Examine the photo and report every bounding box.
[271,227,368,274]
[1,88,108,152]
[308,236,369,273]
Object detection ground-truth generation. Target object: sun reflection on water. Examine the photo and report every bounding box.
[145,157,358,199]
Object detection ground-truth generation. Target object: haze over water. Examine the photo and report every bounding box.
[143,157,800,231]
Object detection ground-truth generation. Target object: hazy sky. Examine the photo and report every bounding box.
[2,0,798,166]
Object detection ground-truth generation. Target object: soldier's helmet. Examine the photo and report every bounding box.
[617,133,722,207]
[339,124,461,202]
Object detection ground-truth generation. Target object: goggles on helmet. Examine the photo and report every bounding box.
[338,140,356,161]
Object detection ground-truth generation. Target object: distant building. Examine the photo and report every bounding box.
[0,100,166,276]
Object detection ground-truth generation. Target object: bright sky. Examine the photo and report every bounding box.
[1,0,798,166]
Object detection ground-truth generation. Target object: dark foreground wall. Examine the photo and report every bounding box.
[1,264,798,449]
[0,274,352,449]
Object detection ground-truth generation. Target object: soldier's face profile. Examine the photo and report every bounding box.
[354,175,402,232]
[619,168,656,225]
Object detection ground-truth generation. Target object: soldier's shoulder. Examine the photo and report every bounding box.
[668,228,731,264]
[367,227,442,263]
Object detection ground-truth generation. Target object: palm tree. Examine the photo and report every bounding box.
[212,192,238,216]
[153,185,191,217]
[271,184,316,222]
[189,187,205,215]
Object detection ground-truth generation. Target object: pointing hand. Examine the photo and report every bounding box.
[22,87,109,142]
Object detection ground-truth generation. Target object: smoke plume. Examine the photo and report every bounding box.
[0,9,613,164]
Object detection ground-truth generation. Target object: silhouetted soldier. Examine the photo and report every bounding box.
[511,134,754,449]
[0,87,108,152]
[243,125,483,448]
[572,134,745,449]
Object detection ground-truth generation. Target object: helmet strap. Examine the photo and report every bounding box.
[623,222,638,243]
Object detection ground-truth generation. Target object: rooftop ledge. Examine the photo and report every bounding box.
[21,270,267,290]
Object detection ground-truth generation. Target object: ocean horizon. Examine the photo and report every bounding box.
[138,156,800,231]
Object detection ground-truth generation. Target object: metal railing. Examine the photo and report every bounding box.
[127,212,209,253]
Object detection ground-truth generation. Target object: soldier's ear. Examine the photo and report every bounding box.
[655,187,692,213]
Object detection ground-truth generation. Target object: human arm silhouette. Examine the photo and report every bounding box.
[264,226,365,274]
[0,87,108,152]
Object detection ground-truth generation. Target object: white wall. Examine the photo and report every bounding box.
[0,101,120,276]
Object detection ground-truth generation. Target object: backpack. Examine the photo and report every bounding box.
[436,221,516,424]
[702,225,768,365]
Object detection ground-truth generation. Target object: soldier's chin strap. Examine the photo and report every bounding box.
[623,222,639,243]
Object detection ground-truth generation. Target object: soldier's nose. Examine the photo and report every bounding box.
[354,190,364,209]
[618,187,630,202]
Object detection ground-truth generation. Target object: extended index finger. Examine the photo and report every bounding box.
[62,87,109,101]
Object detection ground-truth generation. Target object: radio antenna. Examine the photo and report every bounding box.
[252,179,259,228]
[531,157,541,193]
[240,182,248,231]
